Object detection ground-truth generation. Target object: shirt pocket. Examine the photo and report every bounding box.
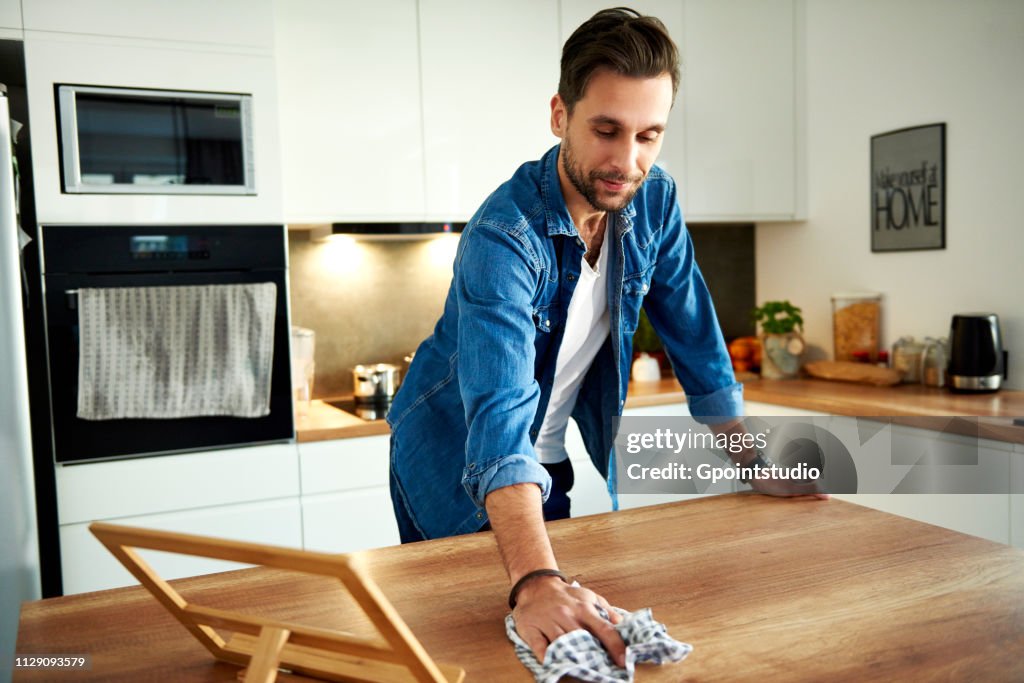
[532,304,560,334]
[620,265,654,334]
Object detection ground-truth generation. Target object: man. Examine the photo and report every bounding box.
[388,7,824,666]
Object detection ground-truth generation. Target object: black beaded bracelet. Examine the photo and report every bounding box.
[508,569,571,609]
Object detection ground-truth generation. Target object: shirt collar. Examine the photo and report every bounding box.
[541,144,636,238]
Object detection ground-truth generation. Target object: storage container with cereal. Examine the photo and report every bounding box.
[832,293,882,363]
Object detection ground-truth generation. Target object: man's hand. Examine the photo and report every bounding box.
[485,483,627,667]
[512,574,626,667]
[748,469,830,499]
[713,418,830,500]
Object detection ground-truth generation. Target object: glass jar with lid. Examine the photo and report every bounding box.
[892,336,925,383]
[832,292,882,362]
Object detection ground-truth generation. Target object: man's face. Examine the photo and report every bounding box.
[551,69,674,213]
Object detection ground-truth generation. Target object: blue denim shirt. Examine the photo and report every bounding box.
[387,144,742,540]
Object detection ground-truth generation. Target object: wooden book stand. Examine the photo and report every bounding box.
[90,522,465,683]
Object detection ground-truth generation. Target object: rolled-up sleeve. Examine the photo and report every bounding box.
[643,180,744,424]
[454,223,552,507]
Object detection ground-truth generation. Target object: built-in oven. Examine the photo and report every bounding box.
[40,224,293,464]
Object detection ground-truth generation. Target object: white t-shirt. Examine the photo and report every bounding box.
[534,222,611,464]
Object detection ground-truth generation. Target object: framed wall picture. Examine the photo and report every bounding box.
[870,123,946,252]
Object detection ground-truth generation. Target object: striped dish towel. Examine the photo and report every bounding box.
[76,283,277,420]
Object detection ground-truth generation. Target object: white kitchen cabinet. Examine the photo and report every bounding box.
[682,0,797,220]
[21,0,274,50]
[614,400,730,511]
[564,418,612,517]
[60,496,302,595]
[1010,443,1023,549]
[55,443,301,594]
[0,0,21,35]
[273,0,425,222]
[744,400,830,418]
[298,436,400,552]
[559,1,687,187]
[419,0,560,220]
[56,443,299,524]
[825,421,1012,545]
[560,1,798,222]
[24,33,282,225]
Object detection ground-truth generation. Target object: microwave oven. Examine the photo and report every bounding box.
[56,84,256,195]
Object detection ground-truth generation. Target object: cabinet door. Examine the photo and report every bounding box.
[1012,445,1024,549]
[22,0,274,49]
[0,0,21,33]
[559,1,687,188]
[60,497,302,595]
[682,0,796,220]
[56,443,300,524]
[419,0,559,220]
[565,418,612,517]
[303,489,400,553]
[832,426,1012,545]
[25,34,282,225]
[616,401,726,509]
[273,0,425,221]
[298,436,399,552]
[298,436,390,495]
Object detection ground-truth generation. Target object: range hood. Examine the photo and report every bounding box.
[328,222,465,241]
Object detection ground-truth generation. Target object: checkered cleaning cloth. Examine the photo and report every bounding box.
[505,604,692,682]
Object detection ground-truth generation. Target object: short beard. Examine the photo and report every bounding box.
[561,136,645,213]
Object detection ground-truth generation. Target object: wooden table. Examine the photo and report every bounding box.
[15,495,1024,681]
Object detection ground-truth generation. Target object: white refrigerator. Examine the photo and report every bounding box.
[0,86,41,677]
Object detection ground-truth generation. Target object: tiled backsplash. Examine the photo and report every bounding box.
[287,231,459,397]
[288,223,754,396]
[688,223,756,340]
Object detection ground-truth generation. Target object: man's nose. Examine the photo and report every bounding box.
[609,139,640,177]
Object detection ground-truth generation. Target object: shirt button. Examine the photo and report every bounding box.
[544,320,550,327]
[568,274,576,281]
[476,511,484,520]
[468,462,475,470]
[642,283,648,292]
[576,238,585,249]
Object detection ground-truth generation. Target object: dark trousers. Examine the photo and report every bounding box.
[391,458,575,544]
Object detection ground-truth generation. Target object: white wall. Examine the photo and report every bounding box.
[756,0,1024,389]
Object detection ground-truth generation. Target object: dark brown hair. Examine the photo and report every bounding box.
[559,7,680,113]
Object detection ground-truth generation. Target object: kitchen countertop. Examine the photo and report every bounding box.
[15,496,1024,681]
[299,377,1024,444]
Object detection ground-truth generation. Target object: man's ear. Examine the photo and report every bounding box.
[550,94,568,138]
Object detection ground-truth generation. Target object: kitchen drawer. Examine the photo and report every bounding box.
[298,436,390,495]
[57,443,300,525]
[60,496,302,595]
[301,488,400,554]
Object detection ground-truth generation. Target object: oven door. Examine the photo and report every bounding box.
[44,269,293,464]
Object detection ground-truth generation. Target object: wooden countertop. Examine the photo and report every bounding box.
[299,379,1024,444]
[15,496,1024,681]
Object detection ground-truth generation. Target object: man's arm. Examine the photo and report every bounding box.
[485,483,626,667]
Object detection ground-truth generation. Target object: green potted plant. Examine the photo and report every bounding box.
[750,300,806,379]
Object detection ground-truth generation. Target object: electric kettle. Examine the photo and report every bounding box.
[947,313,1007,392]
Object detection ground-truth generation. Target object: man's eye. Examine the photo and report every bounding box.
[595,129,615,138]
[639,134,660,144]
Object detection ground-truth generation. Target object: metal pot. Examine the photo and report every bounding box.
[352,363,401,402]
